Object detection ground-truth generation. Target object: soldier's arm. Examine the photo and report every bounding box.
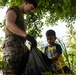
[6,10,27,37]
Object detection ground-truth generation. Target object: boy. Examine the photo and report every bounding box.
[44,29,73,74]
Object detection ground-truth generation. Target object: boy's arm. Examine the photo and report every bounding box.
[49,53,60,60]
[49,44,62,61]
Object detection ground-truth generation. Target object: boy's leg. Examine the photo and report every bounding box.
[62,66,74,75]
[57,69,63,74]
[57,66,74,74]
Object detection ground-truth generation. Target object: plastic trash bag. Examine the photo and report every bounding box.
[22,47,56,75]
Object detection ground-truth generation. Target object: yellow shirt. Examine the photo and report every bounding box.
[46,44,66,70]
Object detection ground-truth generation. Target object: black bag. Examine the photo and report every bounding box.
[22,47,56,75]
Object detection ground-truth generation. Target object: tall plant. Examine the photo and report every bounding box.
[56,38,70,68]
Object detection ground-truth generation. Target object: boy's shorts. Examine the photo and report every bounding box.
[57,66,72,74]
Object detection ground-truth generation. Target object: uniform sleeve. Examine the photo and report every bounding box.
[56,44,62,54]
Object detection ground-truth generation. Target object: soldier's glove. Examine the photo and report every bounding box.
[25,35,37,47]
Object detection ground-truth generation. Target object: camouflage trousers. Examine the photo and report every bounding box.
[2,35,29,75]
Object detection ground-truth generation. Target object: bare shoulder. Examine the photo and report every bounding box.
[6,10,17,18]
[6,10,17,22]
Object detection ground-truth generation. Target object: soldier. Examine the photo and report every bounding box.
[2,0,37,75]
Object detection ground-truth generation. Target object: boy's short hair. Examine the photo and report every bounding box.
[24,0,37,8]
[46,29,56,37]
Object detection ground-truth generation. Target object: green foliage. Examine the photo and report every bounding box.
[37,41,45,51]
[0,0,76,37]
[0,19,5,28]
[42,72,53,75]
[0,61,7,69]
[0,37,7,70]
[65,25,76,73]
[1,0,75,20]
[25,13,43,38]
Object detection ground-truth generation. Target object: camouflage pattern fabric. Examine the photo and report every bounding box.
[2,35,29,75]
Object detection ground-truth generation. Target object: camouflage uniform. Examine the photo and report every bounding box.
[2,35,29,75]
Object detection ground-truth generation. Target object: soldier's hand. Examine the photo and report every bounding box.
[25,35,37,47]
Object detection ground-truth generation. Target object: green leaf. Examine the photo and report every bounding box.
[43,72,52,75]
